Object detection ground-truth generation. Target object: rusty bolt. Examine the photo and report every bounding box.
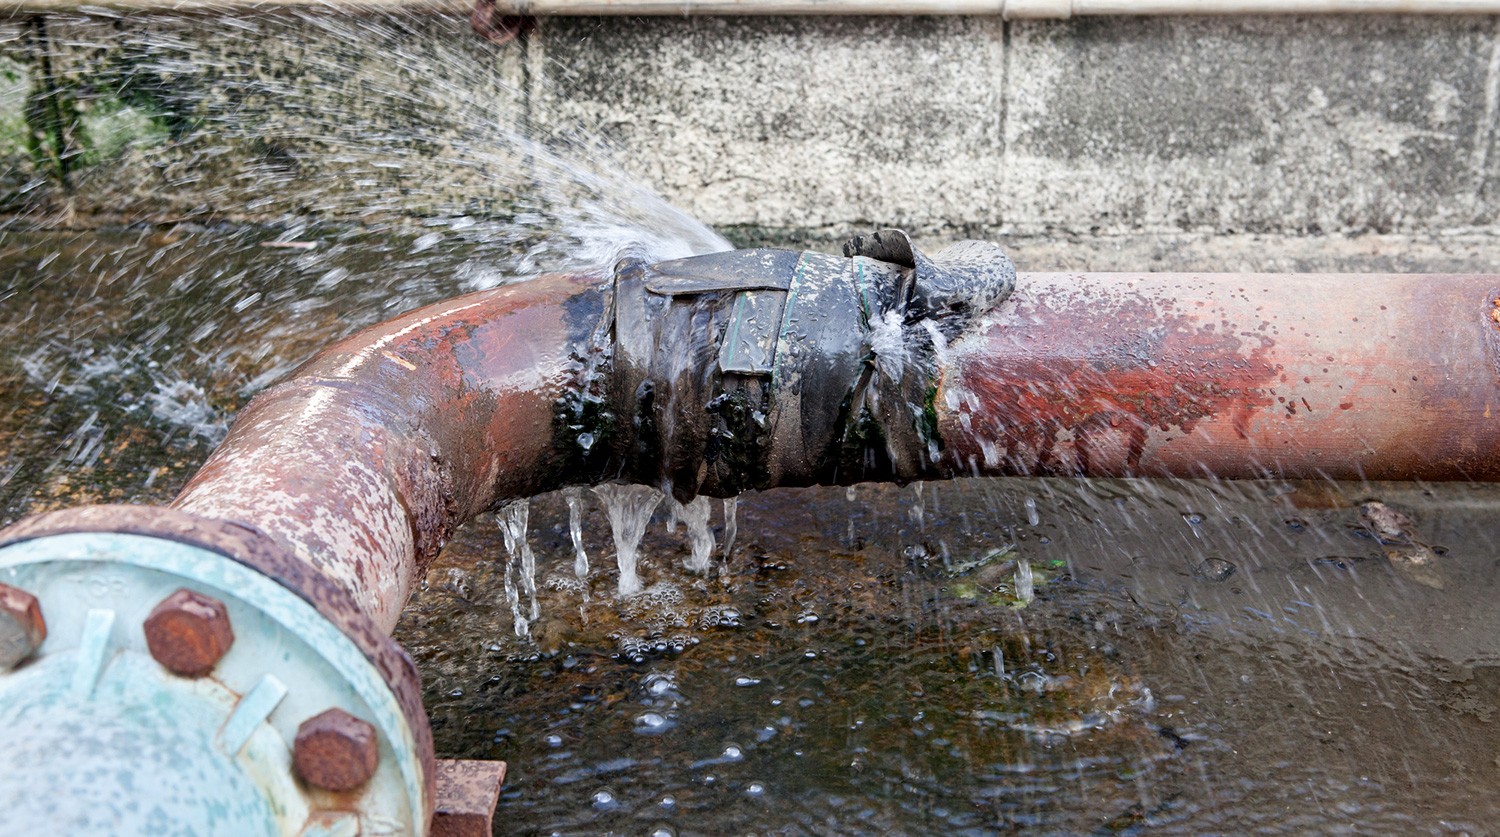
[0,583,46,669]
[294,708,381,791]
[143,588,235,677]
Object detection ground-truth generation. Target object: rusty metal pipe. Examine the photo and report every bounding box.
[165,258,1500,638]
[932,271,1500,483]
[173,271,608,633]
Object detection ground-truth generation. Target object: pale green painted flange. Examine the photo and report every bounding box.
[0,533,428,836]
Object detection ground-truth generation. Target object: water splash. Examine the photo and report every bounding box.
[564,487,589,582]
[498,499,539,638]
[869,309,908,383]
[722,497,739,559]
[679,496,716,574]
[663,495,683,534]
[591,483,664,597]
[1015,559,1035,605]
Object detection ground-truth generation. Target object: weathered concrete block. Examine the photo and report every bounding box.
[1004,15,1499,236]
[4,10,1500,245]
[3,12,528,224]
[534,15,1006,241]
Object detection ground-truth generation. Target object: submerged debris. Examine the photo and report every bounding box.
[1359,500,1445,589]
[1359,501,1415,545]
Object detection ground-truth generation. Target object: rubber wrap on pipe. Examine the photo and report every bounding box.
[605,230,1016,502]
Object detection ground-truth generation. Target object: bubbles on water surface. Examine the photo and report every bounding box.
[634,712,670,733]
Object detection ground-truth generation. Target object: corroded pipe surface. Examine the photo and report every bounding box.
[936,272,1500,482]
[174,272,606,632]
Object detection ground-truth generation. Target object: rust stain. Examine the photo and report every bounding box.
[950,289,1276,475]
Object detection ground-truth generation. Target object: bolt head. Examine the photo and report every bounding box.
[0,583,46,669]
[143,588,234,677]
[293,708,381,791]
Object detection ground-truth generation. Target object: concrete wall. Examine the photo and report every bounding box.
[5,10,1500,265]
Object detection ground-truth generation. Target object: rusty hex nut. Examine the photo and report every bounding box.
[0,583,46,669]
[143,588,235,677]
[294,708,381,791]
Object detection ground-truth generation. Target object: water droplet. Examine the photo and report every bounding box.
[734,675,762,687]
[544,734,563,748]
[659,795,677,811]
[649,826,677,837]
[722,743,744,761]
[1024,496,1040,526]
[746,782,766,797]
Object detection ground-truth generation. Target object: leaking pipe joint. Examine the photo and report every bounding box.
[603,230,1016,498]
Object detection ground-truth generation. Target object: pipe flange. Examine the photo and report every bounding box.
[0,506,434,836]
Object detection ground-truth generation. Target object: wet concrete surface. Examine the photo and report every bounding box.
[6,229,1500,835]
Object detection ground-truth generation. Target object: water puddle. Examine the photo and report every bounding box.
[403,477,1500,835]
